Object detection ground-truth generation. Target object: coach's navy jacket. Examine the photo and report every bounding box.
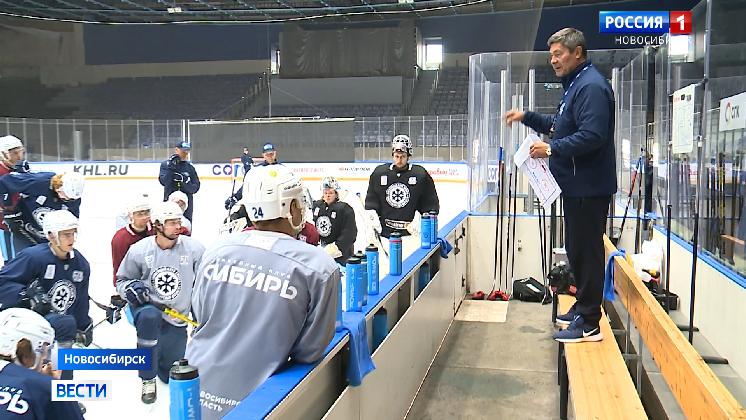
[522,60,617,198]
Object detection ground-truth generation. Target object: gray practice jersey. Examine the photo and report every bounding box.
[185,230,339,420]
[116,235,206,326]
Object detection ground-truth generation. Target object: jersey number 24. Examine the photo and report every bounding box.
[251,207,264,219]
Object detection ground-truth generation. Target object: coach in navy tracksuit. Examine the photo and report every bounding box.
[159,141,200,222]
[506,28,616,343]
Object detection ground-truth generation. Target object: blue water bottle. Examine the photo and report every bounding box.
[169,359,201,420]
[366,244,379,295]
[389,232,402,275]
[430,212,438,245]
[355,251,368,306]
[346,257,363,311]
[336,276,343,331]
[421,213,432,249]
[418,262,431,296]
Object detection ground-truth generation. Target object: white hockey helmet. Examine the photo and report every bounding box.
[321,176,340,192]
[0,308,55,370]
[43,209,79,242]
[126,193,151,215]
[59,171,85,200]
[0,135,23,157]
[151,200,183,225]
[241,165,306,233]
[392,134,413,157]
[168,190,189,210]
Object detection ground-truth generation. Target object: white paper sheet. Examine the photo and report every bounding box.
[513,134,562,211]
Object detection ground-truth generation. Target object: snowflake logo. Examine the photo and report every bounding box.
[150,266,181,301]
[385,183,410,209]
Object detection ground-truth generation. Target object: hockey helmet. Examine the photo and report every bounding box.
[151,201,183,226]
[241,165,306,233]
[0,135,23,157]
[168,190,189,211]
[43,209,79,242]
[392,134,412,157]
[0,308,55,370]
[126,194,151,215]
[321,176,340,192]
[59,171,85,200]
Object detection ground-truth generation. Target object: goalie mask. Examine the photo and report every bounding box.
[392,134,413,157]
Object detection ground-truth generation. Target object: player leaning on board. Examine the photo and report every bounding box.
[364,134,440,260]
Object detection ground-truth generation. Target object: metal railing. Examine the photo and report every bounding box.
[0,114,468,163]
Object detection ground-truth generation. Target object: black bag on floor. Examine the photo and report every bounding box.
[512,277,547,302]
[548,261,576,296]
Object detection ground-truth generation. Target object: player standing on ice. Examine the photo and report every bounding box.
[159,141,200,223]
[224,142,280,210]
[313,176,357,265]
[186,165,339,420]
[0,308,85,419]
[0,170,84,260]
[116,201,205,405]
[364,134,440,258]
[0,210,93,383]
[241,147,253,175]
[168,190,192,235]
[0,135,25,263]
[111,195,153,286]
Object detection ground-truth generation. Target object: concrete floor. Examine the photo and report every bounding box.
[406,299,559,420]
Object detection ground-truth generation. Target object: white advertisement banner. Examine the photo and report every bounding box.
[719,91,746,132]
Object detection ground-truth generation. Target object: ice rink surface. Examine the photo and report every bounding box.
[24,168,467,419]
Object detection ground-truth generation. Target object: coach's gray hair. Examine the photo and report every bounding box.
[547,28,587,58]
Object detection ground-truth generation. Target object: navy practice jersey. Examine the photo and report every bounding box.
[364,163,440,238]
[312,199,357,263]
[0,361,84,420]
[0,172,81,244]
[0,244,91,330]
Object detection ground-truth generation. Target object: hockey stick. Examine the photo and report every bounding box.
[356,192,389,258]
[490,148,504,296]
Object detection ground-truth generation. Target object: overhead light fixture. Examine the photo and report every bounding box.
[669,34,692,63]
[398,0,414,4]
[167,6,183,13]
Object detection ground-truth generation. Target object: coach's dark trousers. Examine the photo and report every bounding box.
[562,195,612,328]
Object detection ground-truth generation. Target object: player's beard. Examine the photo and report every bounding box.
[158,226,179,241]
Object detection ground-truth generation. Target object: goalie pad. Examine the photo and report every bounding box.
[322,242,343,258]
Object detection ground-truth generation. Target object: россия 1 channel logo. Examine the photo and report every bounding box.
[600,11,692,34]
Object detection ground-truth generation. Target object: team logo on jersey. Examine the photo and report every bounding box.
[72,270,84,282]
[180,256,189,265]
[30,207,52,238]
[408,177,417,185]
[314,207,320,216]
[145,255,154,267]
[385,183,410,209]
[151,266,181,301]
[48,280,76,314]
[316,215,332,237]
[380,175,387,185]
[44,265,55,280]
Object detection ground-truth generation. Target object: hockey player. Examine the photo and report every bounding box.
[0,135,24,263]
[186,165,339,420]
[364,134,440,254]
[241,147,253,175]
[0,171,85,260]
[159,141,200,223]
[0,210,93,382]
[168,191,192,235]
[313,176,357,265]
[116,201,205,405]
[0,308,85,419]
[224,143,280,210]
[111,195,153,286]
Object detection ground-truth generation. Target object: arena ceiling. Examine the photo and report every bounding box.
[0,0,627,23]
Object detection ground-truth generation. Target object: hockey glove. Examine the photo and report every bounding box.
[407,211,421,237]
[123,281,150,307]
[19,282,52,316]
[323,242,343,259]
[12,159,30,174]
[224,196,237,210]
[75,318,93,347]
[173,172,184,183]
[168,153,180,169]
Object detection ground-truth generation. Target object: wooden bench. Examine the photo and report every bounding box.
[603,235,746,420]
[721,234,744,263]
[556,294,647,420]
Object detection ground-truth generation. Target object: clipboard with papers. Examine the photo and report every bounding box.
[513,133,562,211]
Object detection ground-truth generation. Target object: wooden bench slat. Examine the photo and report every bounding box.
[558,294,648,420]
[604,235,746,420]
